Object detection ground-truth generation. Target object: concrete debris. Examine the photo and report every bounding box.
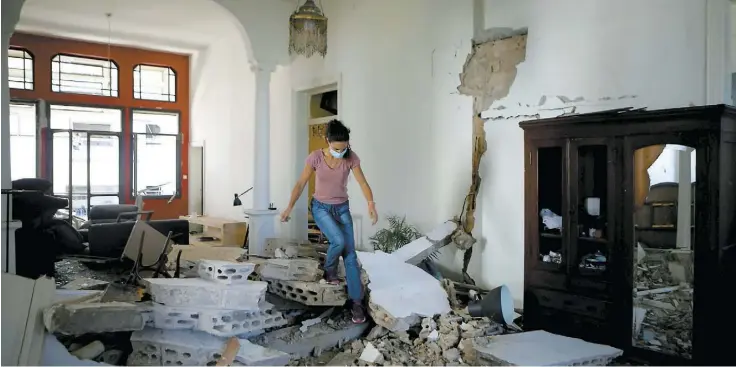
[633,248,693,358]
[265,278,347,306]
[359,342,384,364]
[145,277,267,309]
[196,260,255,285]
[61,278,109,291]
[150,303,288,337]
[299,308,334,332]
[358,251,451,332]
[260,258,324,282]
[70,341,105,360]
[473,330,622,366]
[129,328,290,366]
[264,238,322,259]
[391,222,457,265]
[365,325,388,341]
[251,311,369,358]
[43,301,147,335]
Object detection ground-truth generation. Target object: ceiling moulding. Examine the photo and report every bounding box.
[15,18,207,55]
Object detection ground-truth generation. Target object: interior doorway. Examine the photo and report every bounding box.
[307,89,338,244]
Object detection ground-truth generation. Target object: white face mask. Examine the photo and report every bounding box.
[329,147,346,158]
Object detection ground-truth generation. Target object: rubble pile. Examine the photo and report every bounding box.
[323,310,505,366]
[632,248,693,358]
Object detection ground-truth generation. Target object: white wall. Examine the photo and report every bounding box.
[480,0,711,306]
[269,0,475,259]
[190,31,255,220]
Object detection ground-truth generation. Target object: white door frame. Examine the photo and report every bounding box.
[290,73,342,241]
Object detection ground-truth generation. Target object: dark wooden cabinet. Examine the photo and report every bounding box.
[520,105,736,365]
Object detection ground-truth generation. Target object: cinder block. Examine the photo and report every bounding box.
[130,328,290,366]
[197,260,255,284]
[151,304,289,338]
[145,278,267,309]
[265,279,347,306]
[259,259,323,282]
[199,308,288,337]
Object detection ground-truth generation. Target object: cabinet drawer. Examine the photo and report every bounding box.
[528,270,566,290]
[569,276,611,298]
[531,287,610,320]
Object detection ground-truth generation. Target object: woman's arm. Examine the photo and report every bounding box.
[352,165,374,203]
[286,163,314,211]
[352,165,378,225]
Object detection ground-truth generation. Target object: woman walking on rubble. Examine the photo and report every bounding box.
[280,119,378,324]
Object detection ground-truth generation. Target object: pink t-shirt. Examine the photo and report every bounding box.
[306,149,360,204]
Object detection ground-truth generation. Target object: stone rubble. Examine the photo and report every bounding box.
[127,259,291,365]
[632,247,693,358]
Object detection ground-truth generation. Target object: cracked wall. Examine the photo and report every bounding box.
[456,34,527,235]
[453,33,526,284]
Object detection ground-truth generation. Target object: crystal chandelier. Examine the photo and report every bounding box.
[288,0,328,58]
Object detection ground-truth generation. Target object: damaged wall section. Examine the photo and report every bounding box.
[453,32,527,287]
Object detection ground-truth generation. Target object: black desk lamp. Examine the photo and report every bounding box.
[233,187,253,206]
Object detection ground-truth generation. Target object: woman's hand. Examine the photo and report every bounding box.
[280,207,292,222]
[368,202,378,225]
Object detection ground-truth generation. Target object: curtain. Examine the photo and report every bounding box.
[634,145,665,208]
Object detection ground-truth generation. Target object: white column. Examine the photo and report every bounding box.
[705,0,731,104]
[676,148,693,249]
[243,63,278,256]
[2,0,26,274]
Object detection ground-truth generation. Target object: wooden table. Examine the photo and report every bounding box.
[180,215,248,247]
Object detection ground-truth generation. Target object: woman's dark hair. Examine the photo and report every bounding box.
[326,119,351,157]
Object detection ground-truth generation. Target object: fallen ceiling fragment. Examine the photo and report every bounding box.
[357,251,451,332]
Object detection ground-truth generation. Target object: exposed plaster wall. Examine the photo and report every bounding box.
[190,35,255,220]
[478,0,710,307]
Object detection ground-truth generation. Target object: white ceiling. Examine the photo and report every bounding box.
[16,0,237,54]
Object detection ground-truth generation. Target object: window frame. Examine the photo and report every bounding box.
[44,102,126,221]
[8,47,35,91]
[9,99,41,180]
[133,64,177,102]
[50,53,120,98]
[130,108,182,201]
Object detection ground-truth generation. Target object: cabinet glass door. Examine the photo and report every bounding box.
[571,142,613,278]
[535,141,567,270]
[630,143,695,359]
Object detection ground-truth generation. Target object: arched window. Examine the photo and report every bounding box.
[8,48,34,90]
[134,64,176,102]
[51,54,118,97]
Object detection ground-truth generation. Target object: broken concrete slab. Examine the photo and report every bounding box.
[166,245,246,270]
[358,251,451,332]
[61,278,109,291]
[259,258,323,282]
[144,278,267,309]
[473,330,622,366]
[265,279,347,306]
[43,301,147,336]
[197,260,255,284]
[391,221,457,265]
[251,315,368,358]
[264,238,322,259]
[327,351,359,366]
[130,328,290,366]
[150,303,288,337]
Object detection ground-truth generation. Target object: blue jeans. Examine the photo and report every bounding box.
[311,199,363,302]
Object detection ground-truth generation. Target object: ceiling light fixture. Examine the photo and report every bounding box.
[288,0,328,58]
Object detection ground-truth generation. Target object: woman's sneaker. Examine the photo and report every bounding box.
[351,303,367,324]
[323,273,340,285]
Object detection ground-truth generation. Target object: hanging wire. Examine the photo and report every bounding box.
[106,12,113,91]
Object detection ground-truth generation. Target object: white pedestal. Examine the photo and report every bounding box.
[1,220,22,274]
[243,209,278,257]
